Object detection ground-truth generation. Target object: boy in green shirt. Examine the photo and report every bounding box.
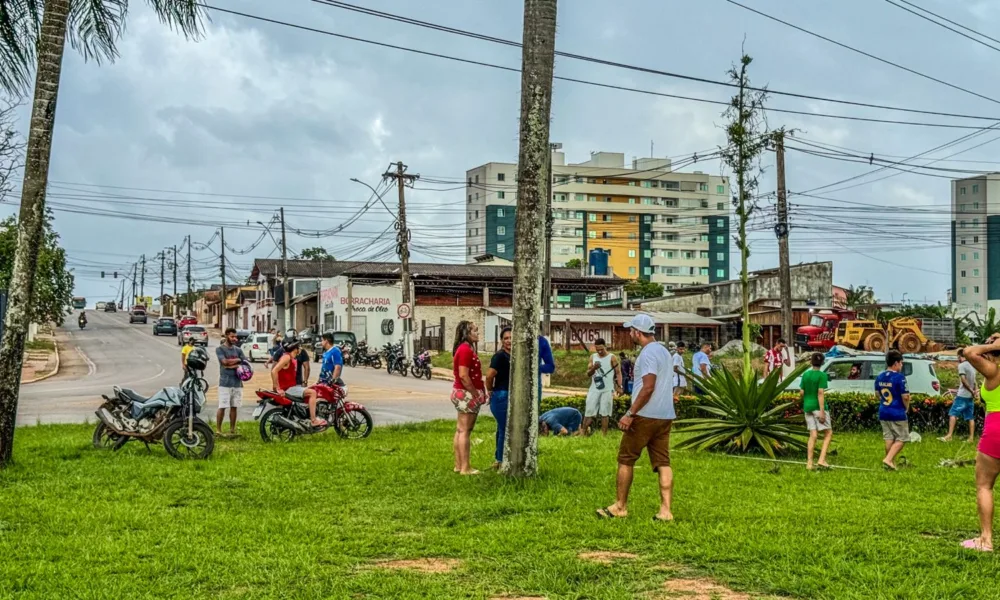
[801,352,833,470]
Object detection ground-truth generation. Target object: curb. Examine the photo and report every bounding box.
[22,337,60,385]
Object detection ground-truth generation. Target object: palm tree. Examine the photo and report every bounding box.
[844,284,875,311]
[0,1,205,467]
[504,0,557,478]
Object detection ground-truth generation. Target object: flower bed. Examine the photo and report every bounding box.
[542,391,984,433]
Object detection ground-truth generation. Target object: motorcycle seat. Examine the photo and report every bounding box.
[120,388,151,404]
[284,387,306,402]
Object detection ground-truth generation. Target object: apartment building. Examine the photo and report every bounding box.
[951,173,1000,314]
[465,150,731,288]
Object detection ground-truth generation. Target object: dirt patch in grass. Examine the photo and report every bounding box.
[371,558,461,574]
[578,551,638,564]
[660,577,751,599]
[490,596,547,600]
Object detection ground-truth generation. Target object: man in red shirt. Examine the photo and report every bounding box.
[764,338,791,378]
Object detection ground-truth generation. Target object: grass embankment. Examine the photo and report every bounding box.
[1,422,996,599]
[23,340,55,352]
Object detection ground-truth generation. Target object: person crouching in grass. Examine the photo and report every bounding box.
[800,352,832,470]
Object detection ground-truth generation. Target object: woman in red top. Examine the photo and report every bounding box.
[451,320,486,475]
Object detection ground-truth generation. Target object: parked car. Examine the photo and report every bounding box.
[177,315,197,329]
[242,333,274,362]
[785,355,941,396]
[178,325,209,347]
[153,317,178,336]
[235,329,253,345]
[313,330,357,362]
[129,308,148,324]
[96,302,106,310]
[104,302,117,313]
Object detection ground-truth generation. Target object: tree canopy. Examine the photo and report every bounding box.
[563,258,582,269]
[300,247,334,261]
[0,210,74,325]
[624,279,664,300]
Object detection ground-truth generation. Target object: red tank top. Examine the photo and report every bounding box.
[277,357,298,390]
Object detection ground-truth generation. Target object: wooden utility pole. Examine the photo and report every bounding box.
[775,131,793,356]
[383,161,419,359]
[159,251,165,310]
[543,142,561,337]
[172,245,178,318]
[280,207,290,333]
[220,228,227,330]
[186,235,192,314]
[504,0,558,478]
[131,262,137,306]
[140,254,145,299]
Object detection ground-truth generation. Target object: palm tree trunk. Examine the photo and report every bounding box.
[503,0,558,478]
[0,0,71,468]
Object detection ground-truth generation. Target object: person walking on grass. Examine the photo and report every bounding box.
[876,350,911,471]
[451,321,487,475]
[216,327,248,438]
[581,338,622,436]
[672,342,687,401]
[486,327,512,469]
[597,314,675,522]
[801,352,832,470]
[940,347,978,444]
[691,341,712,394]
[956,334,1000,552]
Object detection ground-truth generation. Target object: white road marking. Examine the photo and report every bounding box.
[76,346,97,376]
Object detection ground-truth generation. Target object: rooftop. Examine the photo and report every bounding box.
[484,307,722,327]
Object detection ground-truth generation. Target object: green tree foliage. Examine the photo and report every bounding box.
[0,210,73,325]
[963,308,1000,344]
[624,279,663,300]
[844,285,876,310]
[563,258,582,269]
[300,247,333,261]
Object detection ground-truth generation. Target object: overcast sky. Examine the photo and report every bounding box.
[3,0,997,305]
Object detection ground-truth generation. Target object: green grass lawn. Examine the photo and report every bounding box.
[0,421,996,599]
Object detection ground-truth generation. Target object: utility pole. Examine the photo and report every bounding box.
[383,161,419,359]
[774,130,793,368]
[159,251,165,311]
[131,262,137,306]
[186,235,192,315]
[280,207,290,333]
[220,228,227,330]
[172,245,178,318]
[140,254,145,300]
[542,142,561,337]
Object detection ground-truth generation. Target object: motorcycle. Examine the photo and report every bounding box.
[352,341,382,369]
[78,318,87,330]
[410,349,433,380]
[339,342,353,368]
[253,381,373,441]
[93,373,214,459]
[385,342,409,377]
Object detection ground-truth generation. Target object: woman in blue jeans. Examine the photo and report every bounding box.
[486,328,512,469]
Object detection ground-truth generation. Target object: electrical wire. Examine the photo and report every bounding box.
[882,0,1000,53]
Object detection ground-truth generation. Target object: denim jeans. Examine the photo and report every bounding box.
[490,390,509,463]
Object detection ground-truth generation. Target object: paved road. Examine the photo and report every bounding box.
[16,310,458,426]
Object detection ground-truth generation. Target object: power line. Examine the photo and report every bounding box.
[722,0,1000,106]
[885,0,1000,48]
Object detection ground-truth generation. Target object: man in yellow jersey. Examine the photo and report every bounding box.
[180,337,196,380]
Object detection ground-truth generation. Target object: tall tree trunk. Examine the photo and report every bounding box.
[0,0,70,468]
[503,0,558,478]
[736,60,752,376]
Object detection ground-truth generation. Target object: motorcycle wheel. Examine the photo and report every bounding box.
[163,419,214,460]
[424,366,433,380]
[92,422,122,449]
[259,409,296,443]
[399,363,408,377]
[333,407,373,440]
[410,364,420,378]
[371,357,382,370]
[386,361,393,375]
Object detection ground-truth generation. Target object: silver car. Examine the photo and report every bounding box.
[785,355,941,396]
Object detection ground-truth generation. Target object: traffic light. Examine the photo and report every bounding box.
[101,271,105,278]
[113,272,118,278]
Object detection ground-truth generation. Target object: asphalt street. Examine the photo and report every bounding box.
[17,310,459,427]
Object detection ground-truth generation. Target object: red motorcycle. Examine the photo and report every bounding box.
[253,381,373,442]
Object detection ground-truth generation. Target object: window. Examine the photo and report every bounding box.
[716,218,725,227]
[701,200,708,208]
[497,208,505,217]
[496,243,506,254]
[642,198,652,205]
[575,245,583,254]
[973,184,979,193]
[497,191,505,199]
[974,268,980,276]
[604,196,612,203]
[467,211,472,221]
[701,217,710,225]
[961,270,967,277]
[575,211,584,219]
[497,226,506,236]
[475,192,480,201]
[975,252,980,259]
[961,238,967,244]
[962,286,967,294]
[629,267,637,275]
[644,232,651,241]
[602,232,613,239]
[975,286,980,293]
[474,228,479,235]
[961,186,967,195]
[474,210,479,219]
[628,250,637,258]
[588,214,597,222]
[602,214,613,222]
[468,194,472,204]
[575,194,586,201]
[643,249,652,259]
[628,198,636,204]
[468,229,473,237]
[717,202,725,211]
[700,268,709,276]
[574,228,583,237]
[575,176,584,183]
[717,252,725,261]
[717,235,725,244]
[643,215,653,223]
[700,251,710,258]
[974,218,980,227]
[467,246,472,255]
[962,253,967,261]
[589,196,597,202]
[684,251,694,259]
[716,185,725,194]
[629,232,637,240]
[589,231,597,238]
[701,234,710,242]
[665,199,677,207]
[497,173,505,181]
[642,181,653,188]
[975,236,979,243]
[661,181,679,190]
[716,269,725,278]
[960,221,967,228]
[975,202,980,209]
[644,267,652,276]
[475,175,479,183]
[628,215,637,222]
[556,194,567,202]
[699,183,709,192]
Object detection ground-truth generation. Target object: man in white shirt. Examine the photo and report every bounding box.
[691,342,713,394]
[672,341,687,400]
[597,313,676,522]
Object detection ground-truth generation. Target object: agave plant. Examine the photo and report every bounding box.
[677,364,810,457]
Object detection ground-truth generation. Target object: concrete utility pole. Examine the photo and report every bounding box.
[172,245,178,318]
[383,161,419,359]
[159,251,165,310]
[140,254,145,299]
[505,0,558,478]
[220,228,227,330]
[131,262,137,306]
[280,207,290,333]
[542,142,561,337]
[186,235,192,315]
[775,131,794,360]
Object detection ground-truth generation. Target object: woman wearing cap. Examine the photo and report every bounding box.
[451,320,487,475]
[958,334,1000,552]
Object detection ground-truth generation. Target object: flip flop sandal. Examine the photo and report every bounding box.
[818,464,833,471]
[596,508,623,519]
[652,516,674,523]
[882,463,897,471]
[961,538,993,552]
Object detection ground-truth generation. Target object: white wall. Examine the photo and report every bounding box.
[319,277,403,347]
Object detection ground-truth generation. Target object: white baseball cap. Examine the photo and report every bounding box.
[623,313,656,334]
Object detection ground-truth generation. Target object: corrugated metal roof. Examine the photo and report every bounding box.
[484,307,721,326]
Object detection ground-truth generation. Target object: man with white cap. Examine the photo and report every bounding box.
[597,313,676,522]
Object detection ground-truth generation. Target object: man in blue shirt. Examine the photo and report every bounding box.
[303,332,344,427]
[875,350,911,470]
[540,407,582,436]
[538,335,555,404]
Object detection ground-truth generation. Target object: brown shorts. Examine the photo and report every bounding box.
[617,416,673,471]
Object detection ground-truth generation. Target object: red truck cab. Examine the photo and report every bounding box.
[795,309,856,352]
